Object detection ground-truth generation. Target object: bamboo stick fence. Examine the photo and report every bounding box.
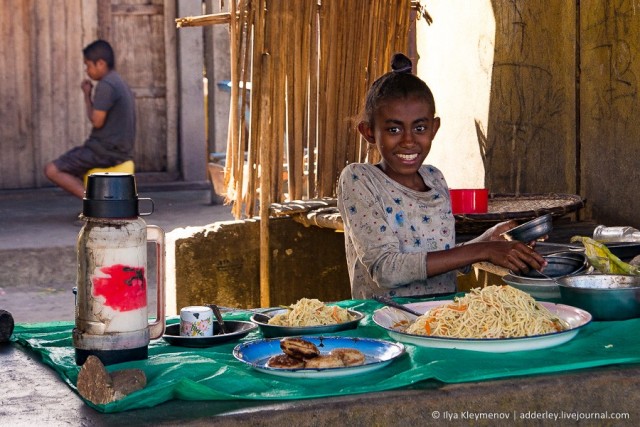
[177,0,420,307]
[178,0,417,216]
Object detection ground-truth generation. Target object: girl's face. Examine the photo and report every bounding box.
[358,96,440,191]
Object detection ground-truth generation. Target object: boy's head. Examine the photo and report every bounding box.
[83,40,115,69]
[360,53,436,127]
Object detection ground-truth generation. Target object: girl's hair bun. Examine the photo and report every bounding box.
[391,53,413,73]
[359,51,434,124]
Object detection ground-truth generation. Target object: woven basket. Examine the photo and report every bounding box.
[455,193,585,234]
[270,193,585,235]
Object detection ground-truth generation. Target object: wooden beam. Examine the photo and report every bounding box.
[175,12,231,28]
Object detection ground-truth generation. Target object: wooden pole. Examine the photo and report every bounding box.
[258,20,272,308]
[242,1,257,216]
[175,12,231,28]
[307,1,318,198]
[227,0,241,217]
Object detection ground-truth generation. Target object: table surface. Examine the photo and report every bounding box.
[2,342,639,426]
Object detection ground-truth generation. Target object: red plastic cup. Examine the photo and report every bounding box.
[449,189,488,214]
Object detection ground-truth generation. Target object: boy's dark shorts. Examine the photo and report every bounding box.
[53,145,123,178]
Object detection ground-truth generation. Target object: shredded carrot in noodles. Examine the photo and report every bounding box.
[406,285,568,338]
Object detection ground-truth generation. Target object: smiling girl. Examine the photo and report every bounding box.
[337,53,546,299]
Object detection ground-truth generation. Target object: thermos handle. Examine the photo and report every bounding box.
[139,198,155,216]
[146,225,166,339]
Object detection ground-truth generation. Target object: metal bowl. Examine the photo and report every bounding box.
[502,274,562,301]
[501,214,553,242]
[517,252,587,279]
[250,308,364,338]
[557,274,640,320]
[504,252,587,301]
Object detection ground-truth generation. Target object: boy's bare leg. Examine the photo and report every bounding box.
[43,163,86,199]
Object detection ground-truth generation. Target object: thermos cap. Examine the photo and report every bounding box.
[83,173,139,218]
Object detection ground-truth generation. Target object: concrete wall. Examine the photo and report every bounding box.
[168,217,352,314]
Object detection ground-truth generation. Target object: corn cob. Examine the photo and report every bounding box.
[570,236,640,275]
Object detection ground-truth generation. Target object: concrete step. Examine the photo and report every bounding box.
[0,246,76,289]
[0,245,160,289]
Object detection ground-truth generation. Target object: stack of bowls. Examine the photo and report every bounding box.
[502,251,588,301]
[557,274,640,320]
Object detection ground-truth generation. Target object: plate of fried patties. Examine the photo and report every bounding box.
[233,336,405,378]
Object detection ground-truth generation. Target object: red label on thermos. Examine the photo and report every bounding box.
[93,264,147,311]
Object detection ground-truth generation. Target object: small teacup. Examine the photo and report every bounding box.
[180,306,214,337]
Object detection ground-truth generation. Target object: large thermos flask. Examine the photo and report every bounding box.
[74,173,165,366]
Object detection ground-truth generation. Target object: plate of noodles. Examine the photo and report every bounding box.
[372,285,592,353]
[250,298,364,338]
[233,336,405,378]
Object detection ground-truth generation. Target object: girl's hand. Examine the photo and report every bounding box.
[485,240,547,274]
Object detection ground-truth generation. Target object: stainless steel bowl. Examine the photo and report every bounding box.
[504,252,587,301]
[250,308,364,338]
[517,252,587,279]
[501,214,553,242]
[502,274,562,301]
[558,274,640,320]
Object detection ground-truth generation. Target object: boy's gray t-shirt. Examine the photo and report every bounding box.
[85,70,136,162]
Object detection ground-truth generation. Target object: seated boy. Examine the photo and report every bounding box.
[44,39,136,198]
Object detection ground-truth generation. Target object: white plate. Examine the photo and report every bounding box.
[233,336,405,378]
[372,300,592,353]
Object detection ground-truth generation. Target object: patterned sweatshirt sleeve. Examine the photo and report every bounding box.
[338,165,428,289]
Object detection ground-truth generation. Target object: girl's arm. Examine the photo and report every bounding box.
[427,240,546,277]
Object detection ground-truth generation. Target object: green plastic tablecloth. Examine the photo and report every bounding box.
[11,299,640,413]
